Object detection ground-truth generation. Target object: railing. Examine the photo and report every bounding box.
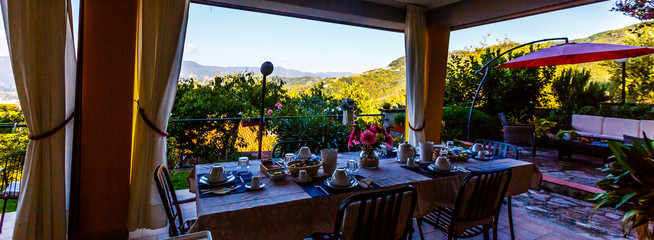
[169,114,384,123]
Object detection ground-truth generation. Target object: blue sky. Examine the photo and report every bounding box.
[0,1,642,74]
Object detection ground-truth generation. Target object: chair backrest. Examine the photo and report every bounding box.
[452,168,512,227]
[271,140,321,158]
[333,185,417,240]
[0,152,25,199]
[473,139,519,159]
[498,113,508,127]
[154,165,185,237]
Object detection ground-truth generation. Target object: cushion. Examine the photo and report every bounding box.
[571,114,604,134]
[639,120,654,138]
[602,117,640,138]
[575,131,598,138]
[595,134,624,141]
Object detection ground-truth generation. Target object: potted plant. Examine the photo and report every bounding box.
[391,113,405,133]
[591,135,654,239]
[348,124,393,169]
[382,102,391,109]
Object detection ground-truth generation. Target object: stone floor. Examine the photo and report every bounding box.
[519,147,606,188]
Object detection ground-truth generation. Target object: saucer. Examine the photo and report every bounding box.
[245,183,265,190]
[293,176,312,183]
[397,158,419,163]
[324,177,358,189]
[404,163,420,169]
[200,174,235,185]
[427,164,457,173]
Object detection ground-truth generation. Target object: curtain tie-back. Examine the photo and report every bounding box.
[138,107,168,137]
[409,120,425,132]
[28,113,75,140]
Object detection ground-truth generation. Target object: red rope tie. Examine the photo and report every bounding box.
[28,113,75,140]
[138,107,168,137]
[409,119,425,132]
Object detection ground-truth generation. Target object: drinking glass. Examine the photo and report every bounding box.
[237,157,250,175]
[284,153,295,164]
[446,141,455,149]
[346,159,359,175]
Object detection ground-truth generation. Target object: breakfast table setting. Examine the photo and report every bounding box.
[186,142,542,239]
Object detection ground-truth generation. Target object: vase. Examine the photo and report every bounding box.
[359,146,379,169]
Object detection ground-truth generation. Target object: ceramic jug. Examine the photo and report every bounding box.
[398,142,415,163]
[420,141,435,162]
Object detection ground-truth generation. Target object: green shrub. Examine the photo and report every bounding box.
[441,105,498,141]
[393,113,405,126]
[270,115,349,151]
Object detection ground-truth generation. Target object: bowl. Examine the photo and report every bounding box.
[267,170,288,181]
[285,159,322,177]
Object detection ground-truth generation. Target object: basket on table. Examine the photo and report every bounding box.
[285,159,322,177]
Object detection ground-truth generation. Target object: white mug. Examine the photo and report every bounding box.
[298,147,312,159]
[250,176,261,189]
[209,164,225,182]
[321,148,338,175]
[332,168,350,186]
[298,170,310,182]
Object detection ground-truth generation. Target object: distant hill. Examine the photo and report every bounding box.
[179,61,352,80]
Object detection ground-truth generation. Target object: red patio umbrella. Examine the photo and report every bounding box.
[497,43,654,68]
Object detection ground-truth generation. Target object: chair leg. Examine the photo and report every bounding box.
[416,218,424,240]
[483,225,490,240]
[0,198,7,233]
[508,197,515,240]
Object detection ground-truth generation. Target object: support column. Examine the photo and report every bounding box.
[423,24,450,143]
[69,0,137,239]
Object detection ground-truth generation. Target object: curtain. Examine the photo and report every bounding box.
[1,0,75,239]
[128,0,190,230]
[405,5,427,146]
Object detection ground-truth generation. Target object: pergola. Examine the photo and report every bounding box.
[6,0,604,238]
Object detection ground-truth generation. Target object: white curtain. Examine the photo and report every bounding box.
[1,0,75,239]
[128,0,190,230]
[405,5,427,146]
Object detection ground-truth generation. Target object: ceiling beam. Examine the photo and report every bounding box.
[427,0,606,30]
[192,0,407,32]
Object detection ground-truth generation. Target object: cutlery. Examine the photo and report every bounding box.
[201,185,240,194]
[239,176,244,183]
[315,185,330,196]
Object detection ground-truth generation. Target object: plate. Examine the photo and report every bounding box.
[404,163,420,169]
[427,164,457,173]
[200,174,235,185]
[293,176,312,183]
[324,177,358,189]
[245,183,265,190]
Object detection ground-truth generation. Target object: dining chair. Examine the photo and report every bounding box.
[472,139,519,240]
[0,152,25,233]
[154,165,197,237]
[164,230,212,240]
[417,168,512,240]
[309,185,418,240]
[473,139,519,159]
[271,140,321,158]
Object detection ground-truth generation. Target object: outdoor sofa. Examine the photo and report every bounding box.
[571,114,654,141]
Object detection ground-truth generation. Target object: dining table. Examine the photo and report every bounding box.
[187,151,542,240]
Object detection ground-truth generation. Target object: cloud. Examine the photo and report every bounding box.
[184,44,199,55]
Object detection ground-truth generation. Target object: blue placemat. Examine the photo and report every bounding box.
[297,175,381,198]
[197,171,253,198]
[401,163,460,179]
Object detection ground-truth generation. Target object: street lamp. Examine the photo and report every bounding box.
[615,58,628,105]
[258,61,274,160]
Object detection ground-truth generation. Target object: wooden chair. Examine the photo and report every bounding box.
[0,152,25,233]
[154,165,196,237]
[165,230,212,240]
[417,168,512,240]
[473,139,519,159]
[271,140,321,158]
[309,185,418,240]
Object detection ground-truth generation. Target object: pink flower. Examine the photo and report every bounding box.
[385,134,393,147]
[267,109,273,115]
[360,130,377,145]
[348,128,361,147]
[369,125,382,133]
[275,102,283,109]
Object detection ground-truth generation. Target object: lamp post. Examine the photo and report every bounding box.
[615,58,628,105]
[258,61,274,160]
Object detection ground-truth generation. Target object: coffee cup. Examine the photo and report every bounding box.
[332,168,350,186]
[250,176,261,189]
[298,147,312,159]
[298,170,310,182]
[208,164,226,182]
[407,156,417,167]
[476,150,486,159]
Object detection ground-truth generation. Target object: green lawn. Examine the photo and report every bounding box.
[2,199,16,213]
[169,169,190,190]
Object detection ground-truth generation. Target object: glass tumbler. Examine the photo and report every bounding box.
[346,159,360,175]
[237,157,250,175]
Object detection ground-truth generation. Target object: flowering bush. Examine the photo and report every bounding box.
[348,124,393,149]
[613,0,654,20]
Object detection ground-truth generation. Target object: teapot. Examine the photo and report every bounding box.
[398,142,416,164]
[435,154,452,171]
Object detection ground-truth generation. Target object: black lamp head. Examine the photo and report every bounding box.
[261,61,274,76]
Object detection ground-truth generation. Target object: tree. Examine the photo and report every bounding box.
[613,0,654,20]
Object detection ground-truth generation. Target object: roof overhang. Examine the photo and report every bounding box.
[191,0,606,32]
